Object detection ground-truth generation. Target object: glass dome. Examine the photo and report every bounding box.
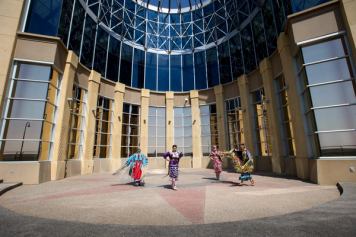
[135,0,212,13]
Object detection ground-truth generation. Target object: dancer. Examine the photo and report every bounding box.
[163,144,183,190]
[235,144,255,185]
[210,145,223,180]
[125,148,148,186]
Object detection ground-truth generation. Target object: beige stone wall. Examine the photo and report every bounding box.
[81,70,101,175]
[0,0,24,127]
[190,90,202,168]
[51,51,78,180]
[259,59,284,174]
[140,89,150,154]
[341,0,356,67]
[111,83,125,170]
[213,85,227,150]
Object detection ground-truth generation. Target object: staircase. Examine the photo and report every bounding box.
[0,179,22,196]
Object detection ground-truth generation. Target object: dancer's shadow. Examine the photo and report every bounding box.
[202,177,248,187]
[111,182,135,186]
[157,184,174,190]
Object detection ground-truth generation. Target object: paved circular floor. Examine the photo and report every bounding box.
[0,169,339,226]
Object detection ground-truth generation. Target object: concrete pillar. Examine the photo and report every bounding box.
[237,75,256,156]
[341,0,356,64]
[278,33,309,180]
[165,92,174,151]
[51,51,78,180]
[213,85,227,150]
[140,89,150,155]
[190,90,202,168]
[0,0,25,129]
[111,83,125,171]
[259,58,284,174]
[81,70,101,175]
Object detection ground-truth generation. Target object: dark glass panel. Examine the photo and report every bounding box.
[170,55,182,91]
[229,34,244,79]
[68,2,85,55]
[158,54,170,91]
[106,36,120,82]
[252,11,268,62]
[25,0,62,36]
[218,41,232,84]
[81,16,97,69]
[206,47,219,87]
[182,54,194,91]
[302,39,345,63]
[194,51,207,90]
[58,0,74,45]
[241,24,256,73]
[93,27,108,76]
[132,48,145,88]
[145,52,157,90]
[119,44,133,86]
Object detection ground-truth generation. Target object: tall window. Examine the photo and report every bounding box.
[225,97,244,149]
[275,75,295,156]
[148,107,166,157]
[174,107,192,156]
[121,103,140,157]
[299,37,356,156]
[252,89,272,157]
[200,104,218,155]
[67,85,87,159]
[93,96,113,159]
[0,62,61,161]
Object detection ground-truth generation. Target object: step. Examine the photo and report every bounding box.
[0,182,22,196]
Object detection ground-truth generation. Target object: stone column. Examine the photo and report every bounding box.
[111,83,125,171]
[237,75,256,156]
[140,89,150,155]
[0,0,25,120]
[341,0,356,64]
[51,51,78,180]
[260,58,284,174]
[81,70,101,175]
[190,90,202,168]
[165,92,174,152]
[213,85,227,150]
[278,33,309,180]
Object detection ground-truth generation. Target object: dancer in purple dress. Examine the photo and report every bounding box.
[163,144,183,190]
[210,145,223,180]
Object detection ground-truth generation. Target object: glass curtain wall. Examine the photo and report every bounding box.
[298,37,356,156]
[121,103,140,157]
[225,97,244,149]
[24,0,292,91]
[174,107,192,156]
[252,89,272,157]
[275,75,295,156]
[67,85,87,160]
[200,104,218,155]
[0,62,60,161]
[148,107,166,157]
[93,96,113,159]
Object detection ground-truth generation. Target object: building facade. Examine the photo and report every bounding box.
[0,0,355,184]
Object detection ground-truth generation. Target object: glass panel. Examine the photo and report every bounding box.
[106,36,120,82]
[8,100,46,119]
[218,41,232,84]
[119,44,133,86]
[309,81,356,107]
[93,27,109,76]
[158,54,170,91]
[302,38,344,63]
[170,55,182,91]
[81,16,96,68]
[11,81,48,99]
[182,54,194,91]
[132,48,145,88]
[25,0,62,36]
[68,2,85,55]
[16,63,51,81]
[305,58,351,85]
[318,132,356,156]
[194,51,207,90]
[313,105,356,131]
[3,120,43,140]
[206,47,219,87]
[145,52,157,90]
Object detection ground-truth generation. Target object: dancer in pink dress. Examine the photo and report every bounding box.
[210,145,223,180]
